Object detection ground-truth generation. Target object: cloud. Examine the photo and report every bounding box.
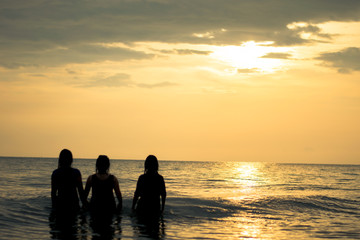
[261,52,292,59]
[66,69,77,74]
[1,0,360,68]
[174,49,212,55]
[316,47,360,73]
[81,73,133,88]
[274,23,333,46]
[291,24,332,40]
[80,73,178,89]
[237,68,260,74]
[137,81,179,88]
[28,74,46,77]
[0,44,152,68]
[155,48,212,55]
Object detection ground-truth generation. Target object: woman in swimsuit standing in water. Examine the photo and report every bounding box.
[132,155,166,216]
[85,155,122,215]
[51,149,87,212]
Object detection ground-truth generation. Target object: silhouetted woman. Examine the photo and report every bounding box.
[51,149,86,212]
[85,155,122,214]
[132,155,166,216]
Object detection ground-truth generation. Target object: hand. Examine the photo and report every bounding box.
[116,203,122,213]
[82,201,89,210]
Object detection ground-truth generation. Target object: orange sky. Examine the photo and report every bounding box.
[1,1,360,164]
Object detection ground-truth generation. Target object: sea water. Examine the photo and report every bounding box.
[0,157,359,239]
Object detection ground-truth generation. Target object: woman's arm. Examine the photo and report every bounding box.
[84,175,92,201]
[132,193,139,211]
[51,173,58,207]
[113,176,122,211]
[76,172,87,207]
[161,192,166,213]
[132,176,142,210]
[160,177,166,212]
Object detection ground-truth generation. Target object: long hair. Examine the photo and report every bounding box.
[58,149,73,168]
[96,155,110,174]
[144,155,158,174]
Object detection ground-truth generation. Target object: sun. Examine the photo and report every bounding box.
[210,41,291,73]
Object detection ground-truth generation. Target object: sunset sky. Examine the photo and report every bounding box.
[1,0,360,164]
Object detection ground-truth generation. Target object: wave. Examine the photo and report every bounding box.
[0,194,359,240]
[164,195,360,222]
[0,196,49,223]
[0,195,359,233]
[246,195,360,216]
[1,194,359,220]
[0,196,51,239]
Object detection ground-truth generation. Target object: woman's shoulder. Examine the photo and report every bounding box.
[87,173,96,181]
[70,168,82,177]
[110,174,118,181]
[88,173,96,178]
[144,173,164,180]
[71,167,81,173]
[157,174,164,181]
[52,167,80,175]
[51,169,60,179]
[137,174,147,181]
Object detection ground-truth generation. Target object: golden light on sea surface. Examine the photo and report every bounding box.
[225,162,264,201]
[233,162,261,182]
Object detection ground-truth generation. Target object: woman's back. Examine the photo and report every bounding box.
[132,155,166,216]
[85,155,122,214]
[134,172,166,215]
[51,167,81,211]
[136,173,165,200]
[90,174,116,211]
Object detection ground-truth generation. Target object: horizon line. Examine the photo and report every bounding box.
[0,155,359,166]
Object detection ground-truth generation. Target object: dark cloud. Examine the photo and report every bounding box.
[273,23,332,46]
[1,0,360,68]
[316,47,360,73]
[0,44,152,68]
[296,24,332,40]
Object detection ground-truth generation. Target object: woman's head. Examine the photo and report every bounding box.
[144,155,158,174]
[58,149,73,168]
[96,155,110,174]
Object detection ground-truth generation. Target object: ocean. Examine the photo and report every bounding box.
[0,157,359,240]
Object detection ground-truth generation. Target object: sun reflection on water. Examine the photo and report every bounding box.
[223,162,268,202]
[234,163,259,180]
